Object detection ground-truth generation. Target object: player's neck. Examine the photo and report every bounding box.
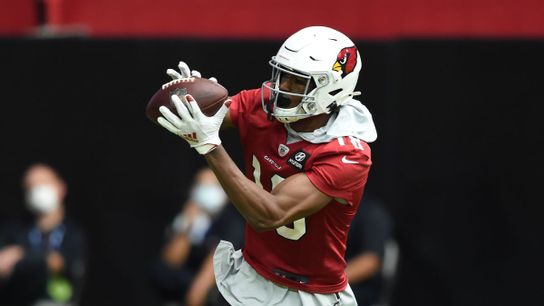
[288,113,331,132]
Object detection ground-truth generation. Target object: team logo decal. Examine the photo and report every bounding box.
[278,144,290,157]
[332,46,358,78]
[287,150,310,170]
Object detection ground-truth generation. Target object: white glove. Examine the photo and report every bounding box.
[157,94,229,155]
[166,61,218,83]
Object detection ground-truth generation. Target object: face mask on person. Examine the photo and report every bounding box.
[26,184,59,214]
[190,183,227,215]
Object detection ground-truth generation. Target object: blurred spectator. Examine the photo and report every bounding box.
[149,167,244,306]
[345,194,396,306]
[0,163,88,306]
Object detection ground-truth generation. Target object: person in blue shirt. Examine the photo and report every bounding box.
[0,163,87,306]
[345,194,394,306]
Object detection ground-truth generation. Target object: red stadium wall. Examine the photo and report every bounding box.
[0,0,36,35]
[2,0,544,38]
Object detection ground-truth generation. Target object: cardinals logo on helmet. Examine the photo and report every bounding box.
[332,46,357,78]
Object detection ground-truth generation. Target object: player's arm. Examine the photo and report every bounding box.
[221,106,234,129]
[205,146,331,231]
[156,92,331,229]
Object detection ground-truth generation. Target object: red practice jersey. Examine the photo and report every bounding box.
[229,88,372,294]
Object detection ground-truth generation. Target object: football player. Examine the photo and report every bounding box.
[158,26,377,306]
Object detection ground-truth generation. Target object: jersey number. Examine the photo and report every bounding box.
[252,156,306,240]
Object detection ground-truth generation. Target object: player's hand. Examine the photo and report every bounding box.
[157,94,229,155]
[166,61,218,83]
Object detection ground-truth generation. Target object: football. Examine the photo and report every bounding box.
[146,77,229,124]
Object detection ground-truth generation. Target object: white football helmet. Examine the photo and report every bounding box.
[261,26,362,123]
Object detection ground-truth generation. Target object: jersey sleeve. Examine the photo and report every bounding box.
[306,139,372,206]
[227,91,244,129]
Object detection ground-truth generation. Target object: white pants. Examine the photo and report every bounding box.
[213,240,358,306]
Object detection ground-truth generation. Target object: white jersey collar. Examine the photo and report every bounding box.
[285,99,377,144]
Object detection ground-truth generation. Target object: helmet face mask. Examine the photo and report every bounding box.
[261,60,319,123]
[261,26,362,124]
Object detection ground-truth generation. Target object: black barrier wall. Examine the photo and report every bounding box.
[0,39,541,306]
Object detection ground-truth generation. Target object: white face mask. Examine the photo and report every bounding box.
[26,184,59,215]
[190,184,227,215]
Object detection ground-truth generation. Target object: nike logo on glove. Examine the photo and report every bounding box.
[341,156,358,164]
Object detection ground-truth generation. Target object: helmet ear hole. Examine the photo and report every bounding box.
[308,79,317,91]
[328,89,342,96]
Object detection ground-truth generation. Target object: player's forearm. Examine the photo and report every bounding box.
[220,108,234,130]
[204,146,283,231]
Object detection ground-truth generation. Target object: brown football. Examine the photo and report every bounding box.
[146,77,229,124]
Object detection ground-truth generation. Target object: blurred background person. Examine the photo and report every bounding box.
[345,194,395,306]
[149,167,244,306]
[0,163,88,306]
